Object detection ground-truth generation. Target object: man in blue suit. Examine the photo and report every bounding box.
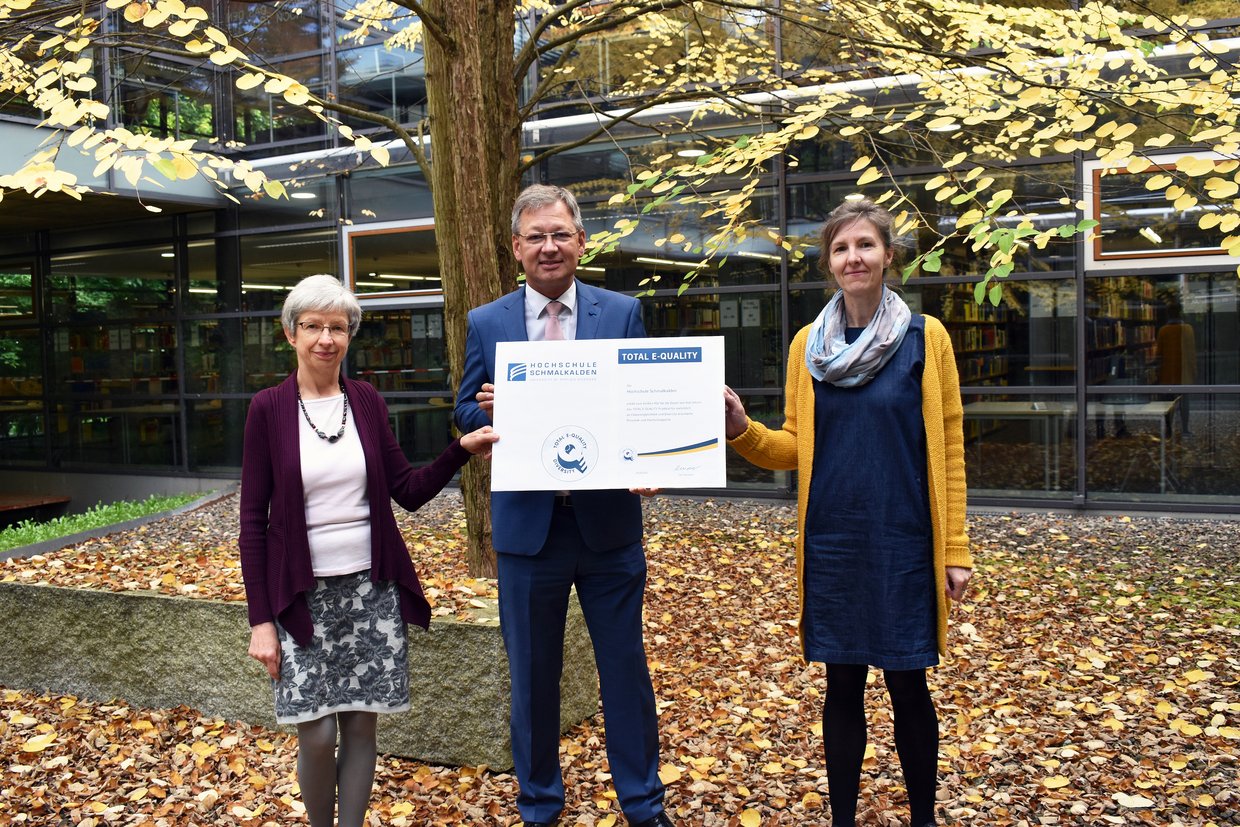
[455,184,675,827]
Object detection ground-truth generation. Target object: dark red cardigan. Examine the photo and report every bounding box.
[239,373,470,646]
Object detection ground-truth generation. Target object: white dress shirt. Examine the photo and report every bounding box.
[524,281,577,341]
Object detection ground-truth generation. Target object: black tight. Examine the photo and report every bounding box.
[823,665,939,827]
[296,711,378,827]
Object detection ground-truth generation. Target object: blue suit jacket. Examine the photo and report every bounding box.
[455,281,647,555]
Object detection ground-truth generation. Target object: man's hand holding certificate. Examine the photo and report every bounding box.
[490,336,725,490]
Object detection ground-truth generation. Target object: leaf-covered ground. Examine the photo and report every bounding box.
[2,494,1237,826]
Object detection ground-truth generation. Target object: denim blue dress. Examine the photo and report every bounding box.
[802,315,938,669]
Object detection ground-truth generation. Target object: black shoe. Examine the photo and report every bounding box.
[522,822,557,827]
[630,813,675,827]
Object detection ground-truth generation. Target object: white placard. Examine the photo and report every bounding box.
[741,299,761,327]
[490,336,726,490]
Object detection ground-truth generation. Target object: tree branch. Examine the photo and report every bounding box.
[389,0,451,50]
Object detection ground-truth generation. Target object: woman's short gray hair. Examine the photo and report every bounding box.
[511,184,584,234]
[281,274,362,337]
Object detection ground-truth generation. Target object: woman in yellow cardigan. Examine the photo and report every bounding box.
[724,199,972,827]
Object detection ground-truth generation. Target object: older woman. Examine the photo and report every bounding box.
[239,274,497,827]
[724,199,972,827]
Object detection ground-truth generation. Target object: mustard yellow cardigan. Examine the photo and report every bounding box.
[728,316,972,657]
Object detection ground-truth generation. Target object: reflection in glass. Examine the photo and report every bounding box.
[727,393,790,490]
[0,404,43,464]
[184,319,245,394]
[48,247,176,320]
[1085,393,1240,504]
[351,309,448,391]
[641,292,782,389]
[385,399,455,465]
[188,399,244,472]
[0,328,42,396]
[232,55,329,146]
[52,401,180,468]
[238,230,337,312]
[243,317,295,392]
[50,324,178,396]
[579,190,779,291]
[349,226,440,295]
[347,169,434,224]
[796,280,1079,389]
[115,53,215,140]
[786,167,1076,281]
[337,44,426,128]
[185,239,243,315]
[1087,272,1238,388]
[0,268,34,318]
[1095,166,1228,258]
[228,0,324,57]
[962,393,1078,499]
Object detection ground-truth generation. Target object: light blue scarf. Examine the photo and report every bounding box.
[805,286,911,387]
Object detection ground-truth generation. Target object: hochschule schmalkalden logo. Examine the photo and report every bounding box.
[507,362,528,382]
[542,427,598,481]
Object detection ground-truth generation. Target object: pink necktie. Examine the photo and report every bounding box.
[544,300,565,340]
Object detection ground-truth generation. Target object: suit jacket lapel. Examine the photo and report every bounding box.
[500,288,528,342]
[575,280,602,340]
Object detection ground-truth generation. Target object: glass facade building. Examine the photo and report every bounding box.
[1,5,1238,512]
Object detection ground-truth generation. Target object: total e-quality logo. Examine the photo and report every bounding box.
[542,426,598,482]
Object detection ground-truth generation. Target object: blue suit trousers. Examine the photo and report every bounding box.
[497,503,664,823]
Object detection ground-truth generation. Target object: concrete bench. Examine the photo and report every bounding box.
[0,581,599,768]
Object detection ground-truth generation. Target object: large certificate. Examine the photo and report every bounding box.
[490,336,726,491]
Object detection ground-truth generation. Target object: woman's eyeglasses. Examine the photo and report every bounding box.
[297,321,350,339]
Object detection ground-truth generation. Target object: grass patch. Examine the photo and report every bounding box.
[0,492,207,552]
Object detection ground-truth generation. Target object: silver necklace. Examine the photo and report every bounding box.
[297,380,348,443]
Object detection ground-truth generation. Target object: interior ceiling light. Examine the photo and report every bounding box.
[676,145,707,158]
[290,192,318,199]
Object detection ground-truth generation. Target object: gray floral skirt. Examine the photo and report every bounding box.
[273,570,410,724]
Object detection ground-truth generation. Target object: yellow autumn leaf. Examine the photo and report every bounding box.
[1176,155,1216,177]
[740,810,762,827]
[1113,792,1155,808]
[1171,719,1202,736]
[236,73,264,91]
[1043,775,1071,789]
[1183,669,1209,683]
[598,815,618,827]
[657,763,681,785]
[20,731,57,752]
[850,155,871,172]
[856,166,881,186]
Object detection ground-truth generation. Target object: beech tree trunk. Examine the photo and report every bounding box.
[422,1,520,578]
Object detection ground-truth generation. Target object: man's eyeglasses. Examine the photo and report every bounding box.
[297,321,350,339]
[518,231,577,246]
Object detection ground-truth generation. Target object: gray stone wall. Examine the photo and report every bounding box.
[0,582,599,768]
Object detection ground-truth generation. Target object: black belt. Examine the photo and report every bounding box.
[553,494,573,508]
